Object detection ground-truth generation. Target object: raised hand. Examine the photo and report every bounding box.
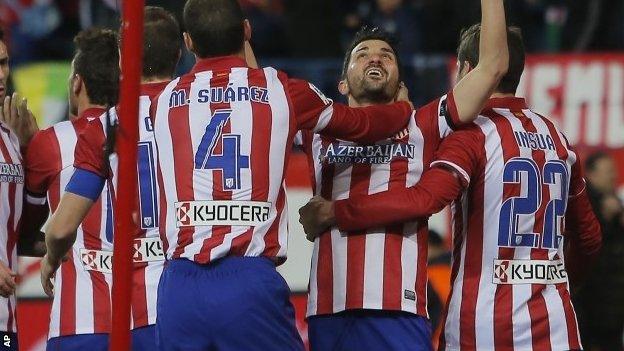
[0,93,39,146]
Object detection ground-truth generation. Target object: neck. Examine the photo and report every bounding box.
[348,96,393,108]
[490,92,516,99]
[141,76,171,84]
[76,101,106,118]
[194,49,247,62]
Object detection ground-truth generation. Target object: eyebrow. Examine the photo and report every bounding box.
[355,46,369,53]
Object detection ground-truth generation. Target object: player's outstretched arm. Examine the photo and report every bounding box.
[288,78,412,144]
[299,128,481,237]
[299,167,463,238]
[452,0,509,123]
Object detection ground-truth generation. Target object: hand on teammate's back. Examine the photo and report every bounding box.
[0,93,39,147]
[0,262,16,298]
[299,196,336,242]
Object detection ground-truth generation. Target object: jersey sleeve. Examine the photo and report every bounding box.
[334,167,463,231]
[24,129,59,197]
[74,117,109,179]
[286,78,412,144]
[333,128,483,231]
[429,127,485,187]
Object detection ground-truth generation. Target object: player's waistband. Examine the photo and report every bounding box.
[175,200,272,228]
[493,259,568,285]
[166,256,277,276]
[79,237,165,274]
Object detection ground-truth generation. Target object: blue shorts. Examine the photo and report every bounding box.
[156,257,304,351]
[47,333,108,351]
[0,332,17,351]
[46,328,155,351]
[308,310,433,351]
[132,325,156,350]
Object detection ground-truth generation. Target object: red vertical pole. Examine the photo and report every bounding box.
[110,1,144,350]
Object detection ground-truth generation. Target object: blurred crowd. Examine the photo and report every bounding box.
[2,0,624,65]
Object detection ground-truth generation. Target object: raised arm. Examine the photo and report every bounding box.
[453,0,509,123]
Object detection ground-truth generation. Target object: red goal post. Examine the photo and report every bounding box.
[110,1,145,350]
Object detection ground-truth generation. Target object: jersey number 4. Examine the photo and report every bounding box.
[195,109,250,191]
[498,158,569,250]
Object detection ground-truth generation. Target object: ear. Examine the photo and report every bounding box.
[73,74,83,97]
[243,19,252,42]
[338,79,349,97]
[183,32,194,53]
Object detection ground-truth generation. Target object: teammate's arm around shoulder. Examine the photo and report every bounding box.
[287,78,412,144]
[452,0,509,123]
[303,129,483,234]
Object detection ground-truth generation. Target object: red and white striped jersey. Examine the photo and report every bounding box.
[73,82,169,329]
[302,94,460,317]
[25,108,114,338]
[0,122,23,334]
[151,56,412,264]
[434,98,587,350]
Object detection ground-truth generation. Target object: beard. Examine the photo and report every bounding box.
[348,75,399,104]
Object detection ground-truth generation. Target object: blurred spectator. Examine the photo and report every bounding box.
[240,0,288,57]
[426,229,451,349]
[1,0,79,65]
[562,0,624,51]
[283,0,342,57]
[574,151,624,351]
[79,0,118,29]
[339,0,424,58]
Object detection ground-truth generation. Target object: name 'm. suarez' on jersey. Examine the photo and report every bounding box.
[169,84,269,108]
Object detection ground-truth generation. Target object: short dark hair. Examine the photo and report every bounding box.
[342,27,402,80]
[143,7,181,78]
[585,151,611,172]
[183,0,245,58]
[73,28,120,106]
[457,24,525,94]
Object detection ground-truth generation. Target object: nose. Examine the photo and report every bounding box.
[368,53,382,65]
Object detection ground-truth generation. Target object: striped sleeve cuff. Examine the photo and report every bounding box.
[26,192,47,205]
[431,160,470,186]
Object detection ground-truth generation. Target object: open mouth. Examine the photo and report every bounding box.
[365,67,385,79]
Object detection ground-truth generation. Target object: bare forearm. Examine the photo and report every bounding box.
[45,230,75,264]
[479,0,509,75]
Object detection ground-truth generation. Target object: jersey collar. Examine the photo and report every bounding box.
[190,56,248,74]
[141,81,170,98]
[484,97,528,111]
[81,107,107,120]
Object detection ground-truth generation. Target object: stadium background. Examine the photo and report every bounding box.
[2,0,624,350]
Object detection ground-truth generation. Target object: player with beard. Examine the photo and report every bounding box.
[301,23,601,351]
[298,0,508,349]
